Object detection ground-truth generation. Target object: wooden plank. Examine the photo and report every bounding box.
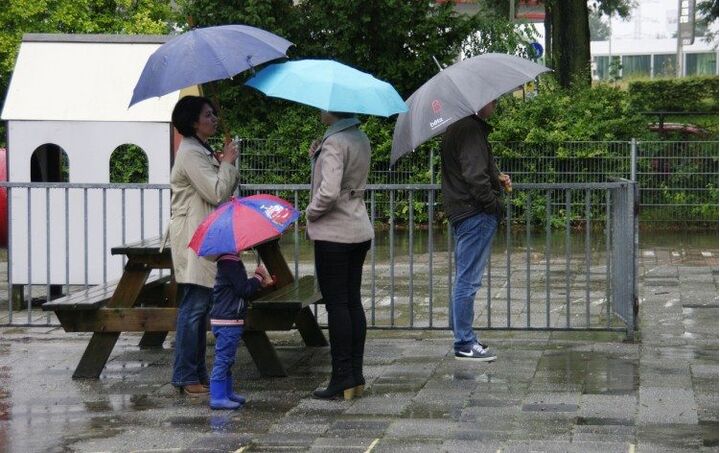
[138,276,175,348]
[123,255,172,269]
[256,240,294,288]
[42,274,171,311]
[294,306,328,347]
[72,332,120,379]
[252,276,321,306]
[243,330,287,377]
[111,236,165,256]
[245,307,299,330]
[56,308,177,332]
[42,284,118,311]
[107,261,151,309]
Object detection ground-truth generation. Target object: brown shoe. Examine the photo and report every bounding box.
[181,383,209,396]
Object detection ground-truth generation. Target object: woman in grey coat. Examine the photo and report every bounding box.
[169,96,240,396]
[307,111,374,400]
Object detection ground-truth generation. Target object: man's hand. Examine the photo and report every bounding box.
[499,172,512,193]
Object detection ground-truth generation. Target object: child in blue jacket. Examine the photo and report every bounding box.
[209,254,273,410]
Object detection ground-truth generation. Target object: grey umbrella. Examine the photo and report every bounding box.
[390,53,550,165]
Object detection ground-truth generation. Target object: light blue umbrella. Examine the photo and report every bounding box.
[245,59,407,117]
[129,25,292,107]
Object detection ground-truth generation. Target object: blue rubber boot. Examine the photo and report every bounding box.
[226,373,246,405]
[209,379,240,410]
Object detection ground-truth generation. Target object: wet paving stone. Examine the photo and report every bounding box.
[522,402,579,412]
[700,420,719,447]
[1,242,717,451]
[638,424,705,451]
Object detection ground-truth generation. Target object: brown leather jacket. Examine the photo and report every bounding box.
[440,115,502,224]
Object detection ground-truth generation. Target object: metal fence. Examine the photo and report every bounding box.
[235,139,718,224]
[1,181,638,338]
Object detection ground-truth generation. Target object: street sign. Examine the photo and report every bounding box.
[531,42,544,59]
[679,0,696,45]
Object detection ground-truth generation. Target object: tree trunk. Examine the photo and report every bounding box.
[550,0,591,88]
[544,0,554,69]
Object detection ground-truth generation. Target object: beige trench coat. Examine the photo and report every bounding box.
[306,118,374,244]
[169,136,240,288]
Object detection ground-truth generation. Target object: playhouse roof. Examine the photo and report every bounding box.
[1,33,186,123]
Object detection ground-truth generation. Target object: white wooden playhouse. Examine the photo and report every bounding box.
[1,34,194,287]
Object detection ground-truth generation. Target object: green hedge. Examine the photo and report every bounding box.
[628,76,719,112]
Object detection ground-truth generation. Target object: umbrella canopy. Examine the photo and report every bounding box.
[245,59,407,117]
[189,194,299,258]
[129,25,292,107]
[390,53,550,165]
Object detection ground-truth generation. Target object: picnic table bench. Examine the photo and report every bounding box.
[43,236,327,379]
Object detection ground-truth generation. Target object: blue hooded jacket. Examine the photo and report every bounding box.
[210,255,262,326]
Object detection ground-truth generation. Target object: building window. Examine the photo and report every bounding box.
[622,55,651,78]
[594,56,609,80]
[31,144,69,182]
[109,144,148,183]
[686,52,718,76]
[653,54,677,78]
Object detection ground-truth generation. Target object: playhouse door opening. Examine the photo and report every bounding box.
[26,144,69,305]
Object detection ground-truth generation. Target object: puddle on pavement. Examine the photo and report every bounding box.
[83,394,161,413]
[403,405,462,419]
[536,351,638,395]
[576,417,633,426]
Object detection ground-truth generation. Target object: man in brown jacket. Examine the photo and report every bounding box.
[441,99,510,362]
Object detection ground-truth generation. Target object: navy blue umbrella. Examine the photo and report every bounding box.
[129,25,292,107]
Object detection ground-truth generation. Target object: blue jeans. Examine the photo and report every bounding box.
[172,284,211,387]
[451,212,498,352]
[210,325,244,382]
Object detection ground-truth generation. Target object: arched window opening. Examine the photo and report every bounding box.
[31,144,69,182]
[109,144,149,183]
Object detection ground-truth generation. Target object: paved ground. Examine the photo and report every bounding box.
[0,243,717,452]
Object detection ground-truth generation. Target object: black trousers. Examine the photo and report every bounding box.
[314,240,371,378]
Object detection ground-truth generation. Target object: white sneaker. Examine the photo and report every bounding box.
[454,343,497,362]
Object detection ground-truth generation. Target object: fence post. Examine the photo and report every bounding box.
[429,147,434,185]
[630,138,637,182]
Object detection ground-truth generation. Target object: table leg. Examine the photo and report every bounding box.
[72,332,120,379]
[243,330,287,377]
[294,306,328,347]
[137,278,175,348]
[138,332,168,348]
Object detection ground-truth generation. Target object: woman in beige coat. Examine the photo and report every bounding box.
[307,111,374,400]
[169,96,239,396]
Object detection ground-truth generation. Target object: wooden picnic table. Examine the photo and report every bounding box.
[43,236,326,379]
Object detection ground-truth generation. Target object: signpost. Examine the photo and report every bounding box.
[676,0,696,76]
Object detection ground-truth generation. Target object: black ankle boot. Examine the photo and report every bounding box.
[352,355,365,397]
[312,374,356,400]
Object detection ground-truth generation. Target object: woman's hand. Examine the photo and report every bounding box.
[254,265,274,288]
[308,139,321,157]
[220,140,238,164]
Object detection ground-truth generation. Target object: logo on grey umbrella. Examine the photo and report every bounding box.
[430,117,452,129]
[431,99,442,113]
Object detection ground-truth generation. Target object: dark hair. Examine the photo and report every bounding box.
[328,111,356,120]
[171,96,217,137]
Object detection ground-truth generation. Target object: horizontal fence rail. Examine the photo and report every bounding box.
[233,139,717,224]
[1,181,637,338]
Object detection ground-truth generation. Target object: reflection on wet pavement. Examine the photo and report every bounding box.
[0,237,717,452]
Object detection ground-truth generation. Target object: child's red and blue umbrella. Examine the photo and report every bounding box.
[189,194,299,258]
